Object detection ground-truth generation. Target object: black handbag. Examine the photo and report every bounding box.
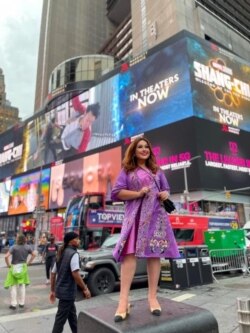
[162,198,176,214]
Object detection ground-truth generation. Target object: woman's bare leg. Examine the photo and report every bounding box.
[147,258,161,309]
[116,254,137,313]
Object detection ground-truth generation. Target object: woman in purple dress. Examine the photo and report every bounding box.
[111,137,179,322]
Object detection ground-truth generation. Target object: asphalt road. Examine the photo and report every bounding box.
[1,256,250,333]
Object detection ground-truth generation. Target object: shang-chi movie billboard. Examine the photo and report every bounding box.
[187,37,250,134]
[0,126,24,179]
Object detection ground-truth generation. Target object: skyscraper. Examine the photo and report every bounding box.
[35,0,250,112]
[34,0,116,112]
[0,69,19,134]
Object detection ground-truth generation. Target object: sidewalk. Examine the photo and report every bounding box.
[1,251,250,333]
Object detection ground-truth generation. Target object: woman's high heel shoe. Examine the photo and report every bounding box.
[150,306,162,316]
[114,304,131,322]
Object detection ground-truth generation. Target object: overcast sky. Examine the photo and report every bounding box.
[0,0,43,121]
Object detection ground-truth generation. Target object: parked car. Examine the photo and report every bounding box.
[78,233,148,296]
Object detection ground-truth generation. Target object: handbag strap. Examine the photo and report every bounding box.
[139,167,161,192]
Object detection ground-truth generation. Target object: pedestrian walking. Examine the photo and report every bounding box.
[4,233,36,310]
[43,235,58,284]
[50,231,91,333]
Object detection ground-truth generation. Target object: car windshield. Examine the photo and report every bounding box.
[101,234,120,248]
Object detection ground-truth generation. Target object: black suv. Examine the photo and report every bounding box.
[78,234,148,296]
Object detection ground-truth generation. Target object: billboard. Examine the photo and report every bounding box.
[196,118,250,191]
[0,126,24,179]
[0,179,11,213]
[8,169,50,215]
[187,37,250,134]
[144,117,250,194]
[90,38,192,143]
[49,146,122,209]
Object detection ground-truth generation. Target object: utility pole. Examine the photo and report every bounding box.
[33,168,46,252]
[183,155,201,211]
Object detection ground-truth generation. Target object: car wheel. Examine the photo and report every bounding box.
[88,267,116,296]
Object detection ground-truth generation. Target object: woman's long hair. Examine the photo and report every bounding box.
[122,137,159,174]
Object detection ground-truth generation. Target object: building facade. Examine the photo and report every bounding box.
[0,69,19,134]
[34,0,116,111]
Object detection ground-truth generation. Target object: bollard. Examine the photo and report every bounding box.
[237,297,250,333]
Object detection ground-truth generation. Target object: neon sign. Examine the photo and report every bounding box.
[204,141,250,173]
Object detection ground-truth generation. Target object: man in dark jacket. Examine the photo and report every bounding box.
[50,232,91,333]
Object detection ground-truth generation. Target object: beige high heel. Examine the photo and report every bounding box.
[150,306,161,316]
[114,303,131,322]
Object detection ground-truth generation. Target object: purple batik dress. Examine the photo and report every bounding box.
[111,168,180,262]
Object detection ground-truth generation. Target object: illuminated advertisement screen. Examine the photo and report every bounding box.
[90,38,192,145]
[145,119,200,193]
[145,117,250,193]
[49,146,122,209]
[0,126,24,179]
[0,179,11,213]
[8,169,50,215]
[187,37,250,133]
[14,39,192,173]
[49,159,84,209]
[196,118,250,192]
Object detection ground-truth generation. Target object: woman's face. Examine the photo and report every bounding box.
[135,140,150,162]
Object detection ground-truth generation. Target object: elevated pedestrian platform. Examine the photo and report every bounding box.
[78,297,218,333]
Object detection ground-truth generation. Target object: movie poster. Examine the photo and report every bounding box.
[0,126,24,179]
[187,37,250,134]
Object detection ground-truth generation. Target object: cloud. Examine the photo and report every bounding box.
[0,0,43,120]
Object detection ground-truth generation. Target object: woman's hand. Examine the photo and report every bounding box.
[158,191,169,201]
[139,186,150,197]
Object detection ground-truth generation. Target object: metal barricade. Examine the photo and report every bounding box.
[209,248,250,282]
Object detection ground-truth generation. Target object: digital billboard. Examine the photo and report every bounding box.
[8,169,50,215]
[49,146,122,209]
[0,179,11,213]
[195,118,250,192]
[187,37,250,134]
[0,126,24,179]
[144,117,250,194]
[49,159,83,209]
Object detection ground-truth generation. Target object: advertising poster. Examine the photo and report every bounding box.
[49,145,122,209]
[20,118,41,172]
[0,126,24,179]
[0,179,11,213]
[49,158,84,209]
[115,38,192,139]
[187,37,250,134]
[196,118,250,192]
[145,118,201,193]
[8,169,50,215]
[144,116,250,194]
[83,146,122,200]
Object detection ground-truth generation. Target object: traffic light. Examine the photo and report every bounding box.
[225,191,231,199]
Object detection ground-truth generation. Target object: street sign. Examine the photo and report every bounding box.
[33,206,46,218]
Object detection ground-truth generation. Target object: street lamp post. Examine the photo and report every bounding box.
[183,155,201,211]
